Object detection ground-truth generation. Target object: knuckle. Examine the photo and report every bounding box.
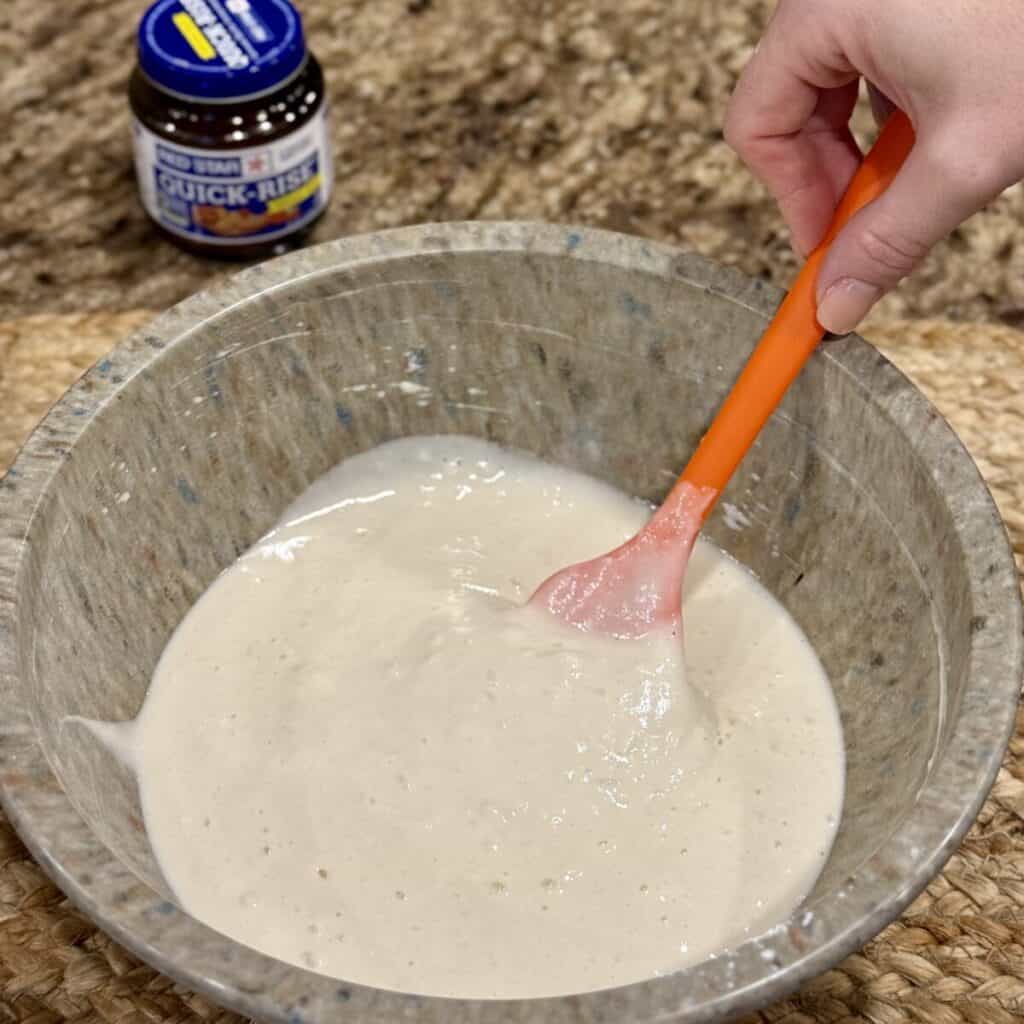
[855,222,927,278]
[774,0,812,29]
[722,111,741,152]
[925,131,1007,205]
[776,175,817,205]
[944,153,1006,205]
[722,104,749,156]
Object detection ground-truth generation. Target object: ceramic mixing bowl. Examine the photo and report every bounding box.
[0,223,1019,1023]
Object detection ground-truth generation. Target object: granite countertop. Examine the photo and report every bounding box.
[2,0,1023,326]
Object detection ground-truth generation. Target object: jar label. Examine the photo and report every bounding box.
[132,105,332,245]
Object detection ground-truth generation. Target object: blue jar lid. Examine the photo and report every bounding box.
[138,0,307,102]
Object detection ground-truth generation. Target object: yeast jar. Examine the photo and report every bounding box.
[130,0,331,259]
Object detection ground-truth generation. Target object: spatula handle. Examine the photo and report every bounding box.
[678,110,916,507]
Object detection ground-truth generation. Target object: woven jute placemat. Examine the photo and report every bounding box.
[0,312,1022,1024]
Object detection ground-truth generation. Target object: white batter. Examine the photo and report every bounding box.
[125,436,844,998]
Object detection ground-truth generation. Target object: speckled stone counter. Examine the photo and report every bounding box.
[2,0,1024,324]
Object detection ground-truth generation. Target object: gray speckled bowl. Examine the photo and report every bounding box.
[0,223,1020,1023]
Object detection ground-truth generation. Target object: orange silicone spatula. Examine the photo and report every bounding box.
[530,110,916,638]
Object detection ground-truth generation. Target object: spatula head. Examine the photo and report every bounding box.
[528,482,715,639]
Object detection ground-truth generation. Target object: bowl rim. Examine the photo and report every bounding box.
[0,221,1020,1023]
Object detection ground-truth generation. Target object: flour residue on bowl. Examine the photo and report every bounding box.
[113,436,843,998]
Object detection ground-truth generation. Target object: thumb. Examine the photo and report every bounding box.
[816,131,996,335]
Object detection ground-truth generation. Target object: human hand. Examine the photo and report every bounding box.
[724,0,1024,334]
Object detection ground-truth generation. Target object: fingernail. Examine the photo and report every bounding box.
[816,279,881,335]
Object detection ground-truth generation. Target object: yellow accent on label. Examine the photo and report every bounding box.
[173,12,216,60]
[266,174,322,213]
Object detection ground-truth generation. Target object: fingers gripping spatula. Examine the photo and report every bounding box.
[530,112,916,638]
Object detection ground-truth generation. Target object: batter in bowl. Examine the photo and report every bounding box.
[126,436,844,998]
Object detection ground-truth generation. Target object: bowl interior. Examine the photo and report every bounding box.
[3,224,1017,1021]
